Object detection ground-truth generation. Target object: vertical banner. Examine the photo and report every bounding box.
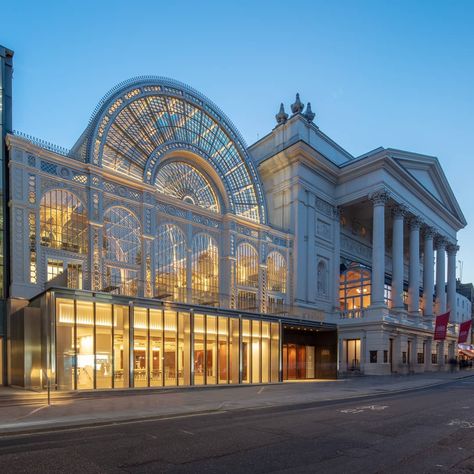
[434,311,450,340]
[458,320,472,344]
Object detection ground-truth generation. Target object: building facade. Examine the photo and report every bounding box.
[1,47,467,390]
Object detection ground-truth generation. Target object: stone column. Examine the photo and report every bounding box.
[446,244,459,313]
[435,237,447,314]
[408,216,422,315]
[423,227,435,318]
[391,205,405,310]
[333,206,342,311]
[370,190,390,307]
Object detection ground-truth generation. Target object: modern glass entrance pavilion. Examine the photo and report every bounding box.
[14,288,336,391]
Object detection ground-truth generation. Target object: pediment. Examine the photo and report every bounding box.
[392,154,466,226]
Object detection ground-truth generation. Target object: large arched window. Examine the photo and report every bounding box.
[237,243,258,288]
[155,162,219,213]
[103,207,141,265]
[155,224,187,301]
[192,233,218,305]
[103,207,141,296]
[39,190,88,253]
[267,251,287,293]
[339,265,371,313]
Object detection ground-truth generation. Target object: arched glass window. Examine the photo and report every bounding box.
[155,162,219,213]
[339,265,371,314]
[155,224,187,301]
[236,243,258,288]
[103,207,141,265]
[39,190,88,253]
[103,207,141,296]
[317,260,328,296]
[192,233,218,305]
[267,251,287,293]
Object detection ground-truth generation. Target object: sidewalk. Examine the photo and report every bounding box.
[0,370,472,435]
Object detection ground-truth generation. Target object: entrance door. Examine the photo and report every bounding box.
[287,345,297,379]
[296,345,306,379]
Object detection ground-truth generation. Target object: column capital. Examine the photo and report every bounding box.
[332,206,342,219]
[408,215,423,230]
[369,189,390,206]
[446,243,459,256]
[422,225,436,239]
[435,235,447,250]
[391,203,408,218]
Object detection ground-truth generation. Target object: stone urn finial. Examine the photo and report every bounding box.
[275,103,289,125]
[304,102,315,122]
[291,93,304,114]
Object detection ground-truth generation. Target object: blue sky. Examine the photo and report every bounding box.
[3,0,474,281]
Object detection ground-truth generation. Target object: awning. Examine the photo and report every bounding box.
[459,349,474,359]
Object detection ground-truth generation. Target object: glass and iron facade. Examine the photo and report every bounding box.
[5,75,337,390]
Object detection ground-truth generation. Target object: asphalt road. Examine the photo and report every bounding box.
[0,379,473,473]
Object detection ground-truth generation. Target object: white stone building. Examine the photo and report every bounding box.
[0,46,467,389]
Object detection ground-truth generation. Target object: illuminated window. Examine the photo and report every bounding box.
[237,243,258,288]
[339,265,371,312]
[267,251,287,293]
[155,162,219,213]
[191,233,218,305]
[103,207,141,296]
[40,190,88,253]
[47,259,64,281]
[103,207,141,265]
[155,224,187,301]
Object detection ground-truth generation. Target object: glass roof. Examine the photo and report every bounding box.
[85,78,266,223]
[155,162,219,213]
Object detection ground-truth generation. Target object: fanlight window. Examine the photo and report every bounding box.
[155,224,187,301]
[39,190,88,253]
[267,251,287,293]
[103,207,141,265]
[155,162,219,213]
[236,243,258,288]
[192,233,218,305]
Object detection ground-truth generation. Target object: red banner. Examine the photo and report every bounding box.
[458,320,472,344]
[434,311,450,340]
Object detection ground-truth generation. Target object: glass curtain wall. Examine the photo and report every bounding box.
[55,296,280,390]
[267,251,287,313]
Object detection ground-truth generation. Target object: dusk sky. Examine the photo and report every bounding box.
[3,0,474,281]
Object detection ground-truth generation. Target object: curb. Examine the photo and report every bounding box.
[0,373,472,438]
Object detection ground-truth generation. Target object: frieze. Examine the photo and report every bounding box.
[236,225,258,238]
[315,197,334,218]
[191,213,220,229]
[157,203,188,219]
[316,219,331,240]
[341,234,371,260]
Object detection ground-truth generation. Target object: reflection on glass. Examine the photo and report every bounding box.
[218,317,228,384]
[252,320,261,383]
[271,322,280,382]
[114,305,129,388]
[150,309,163,386]
[95,303,112,389]
[194,314,205,385]
[230,318,240,384]
[192,234,218,306]
[267,251,287,293]
[178,312,191,385]
[164,311,177,386]
[133,307,148,387]
[242,319,251,383]
[76,301,94,390]
[261,322,270,384]
[206,315,217,384]
[237,243,258,288]
[56,298,75,390]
